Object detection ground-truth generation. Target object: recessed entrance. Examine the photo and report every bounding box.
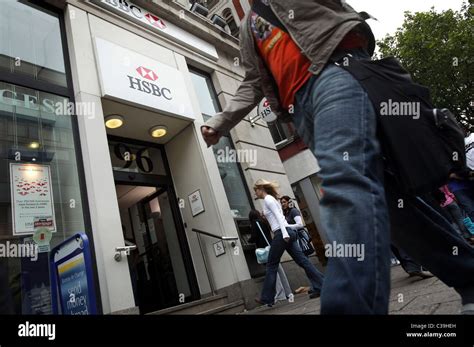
[109,136,200,314]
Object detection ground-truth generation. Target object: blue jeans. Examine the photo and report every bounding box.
[294,49,474,313]
[453,188,474,220]
[260,228,324,304]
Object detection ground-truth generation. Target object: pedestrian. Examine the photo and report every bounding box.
[280,196,320,298]
[390,245,433,279]
[248,210,292,303]
[448,130,474,222]
[253,179,324,306]
[280,196,304,228]
[201,0,474,314]
[434,186,473,242]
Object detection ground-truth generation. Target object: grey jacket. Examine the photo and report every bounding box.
[204,0,374,134]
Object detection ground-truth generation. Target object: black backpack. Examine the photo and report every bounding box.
[334,55,467,195]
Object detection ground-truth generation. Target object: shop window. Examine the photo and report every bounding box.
[189,70,253,219]
[0,82,87,314]
[0,2,90,315]
[0,0,67,87]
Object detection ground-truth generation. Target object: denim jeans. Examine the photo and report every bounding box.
[293,49,474,313]
[260,228,324,304]
[453,188,474,220]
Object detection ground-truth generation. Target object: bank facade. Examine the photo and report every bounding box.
[0,0,326,315]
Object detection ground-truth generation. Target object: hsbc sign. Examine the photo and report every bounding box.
[95,38,194,120]
[128,66,172,100]
[92,0,218,61]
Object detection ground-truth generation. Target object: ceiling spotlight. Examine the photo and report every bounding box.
[149,125,168,138]
[105,115,124,129]
[29,142,40,149]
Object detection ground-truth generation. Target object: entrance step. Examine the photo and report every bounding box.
[147,293,244,315]
[198,299,246,315]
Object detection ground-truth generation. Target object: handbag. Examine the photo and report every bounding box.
[332,54,466,194]
[296,228,315,256]
[255,221,271,264]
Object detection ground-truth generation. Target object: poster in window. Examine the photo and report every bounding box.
[10,163,56,235]
[188,189,204,217]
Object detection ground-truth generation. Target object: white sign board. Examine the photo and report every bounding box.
[10,163,56,235]
[188,190,204,217]
[92,0,218,61]
[94,37,194,120]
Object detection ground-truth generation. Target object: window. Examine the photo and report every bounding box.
[0,0,67,87]
[189,70,253,219]
[268,119,297,147]
[222,8,239,37]
[189,73,220,119]
[0,2,91,315]
[195,0,220,10]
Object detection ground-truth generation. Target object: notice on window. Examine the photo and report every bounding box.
[10,163,56,235]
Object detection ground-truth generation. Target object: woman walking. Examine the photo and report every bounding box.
[249,210,292,302]
[253,179,324,306]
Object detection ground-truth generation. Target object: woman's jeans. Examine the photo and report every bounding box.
[275,264,292,301]
[293,49,474,314]
[260,228,324,304]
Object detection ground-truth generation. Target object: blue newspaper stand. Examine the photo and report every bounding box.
[49,233,98,314]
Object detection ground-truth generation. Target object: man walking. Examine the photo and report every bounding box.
[201,0,474,314]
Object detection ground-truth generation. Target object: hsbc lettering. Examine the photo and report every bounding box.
[127,66,172,101]
[127,76,172,100]
[104,0,143,19]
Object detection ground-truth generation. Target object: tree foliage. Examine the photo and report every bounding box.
[378,1,473,130]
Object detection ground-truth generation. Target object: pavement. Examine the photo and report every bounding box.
[240,265,462,315]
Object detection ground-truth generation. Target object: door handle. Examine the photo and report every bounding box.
[114,245,137,262]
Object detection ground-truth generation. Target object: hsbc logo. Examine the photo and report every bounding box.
[145,13,166,29]
[136,66,158,81]
[103,0,167,31]
[127,66,172,100]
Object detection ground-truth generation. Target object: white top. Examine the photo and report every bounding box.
[466,134,474,170]
[263,195,295,239]
[292,215,304,229]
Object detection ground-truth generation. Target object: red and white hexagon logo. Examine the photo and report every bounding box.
[145,13,166,29]
[136,66,158,81]
[263,100,270,108]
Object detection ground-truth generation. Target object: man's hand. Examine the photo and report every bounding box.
[201,126,221,147]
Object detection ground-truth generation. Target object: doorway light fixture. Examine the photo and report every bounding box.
[149,125,168,138]
[28,141,40,149]
[105,114,124,129]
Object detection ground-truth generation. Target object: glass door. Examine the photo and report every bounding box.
[117,184,194,314]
